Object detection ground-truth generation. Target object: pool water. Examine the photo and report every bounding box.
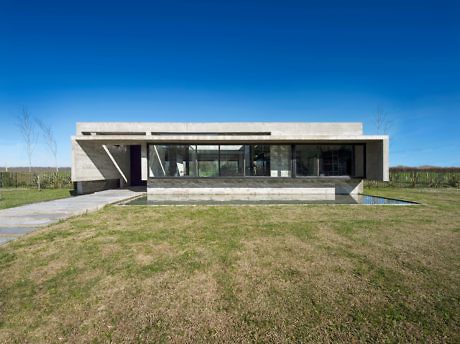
[121,194,417,206]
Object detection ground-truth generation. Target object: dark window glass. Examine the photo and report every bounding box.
[196,145,219,177]
[219,145,245,176]
[353,144,365,177]
[321,145,352,176]
[245,145,271,176]
[188,145,198,177]
[295,145,353,176]
[269,145,291,177]
[295,145,319,176]
[148,144,192,177]
[148,144,361,178]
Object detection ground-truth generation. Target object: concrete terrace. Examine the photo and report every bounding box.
[0,188,145,245]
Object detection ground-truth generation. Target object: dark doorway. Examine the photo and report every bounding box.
[130,145,145,186]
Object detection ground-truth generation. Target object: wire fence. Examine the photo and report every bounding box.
[0,170,458,189]
[0,171,72,189]
[366,169,460,188]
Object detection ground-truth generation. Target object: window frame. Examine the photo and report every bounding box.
[147,143,366,179]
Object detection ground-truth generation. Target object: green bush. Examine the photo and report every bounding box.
[0,172,72,189]
[368,170,460,188]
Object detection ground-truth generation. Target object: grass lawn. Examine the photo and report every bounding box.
[0,188,72,210]
[0,188,459,343]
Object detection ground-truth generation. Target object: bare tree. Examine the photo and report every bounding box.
[16,108,37,172]
[375,106,392,134]
[36,119,58,172]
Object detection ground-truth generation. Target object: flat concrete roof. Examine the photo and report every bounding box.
[73,134,388,144]
[76,122,364,136]
[73,122,389,144]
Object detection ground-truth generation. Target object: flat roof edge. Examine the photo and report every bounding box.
[73,134,388,142]
[76,122,364,136]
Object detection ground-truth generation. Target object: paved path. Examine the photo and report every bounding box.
[0,189,145,245]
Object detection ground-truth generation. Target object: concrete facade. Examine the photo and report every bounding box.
[71,122,388,198]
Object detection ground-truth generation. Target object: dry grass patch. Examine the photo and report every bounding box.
[0,187,459,343]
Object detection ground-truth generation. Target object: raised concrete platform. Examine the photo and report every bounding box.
[146,193,336,202]
[0,188,145,245]
[148,187,334,195]
[148,187,335,201]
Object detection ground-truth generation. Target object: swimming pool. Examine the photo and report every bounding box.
[120,194,417,206]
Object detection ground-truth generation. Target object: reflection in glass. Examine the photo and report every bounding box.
[295,145,353,176]
[245,145,270,176]
[219,145,245,176]
[270,145,291,177]
[188,145,198,177]
[196,145,219,177]
[148,144,192,177]
[149,143,362,178]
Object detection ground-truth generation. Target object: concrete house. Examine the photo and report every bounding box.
[71,122,389,200]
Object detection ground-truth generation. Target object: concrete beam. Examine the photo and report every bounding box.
[141,143,148,181]
[73,134,387,144]
[76,122,364,136]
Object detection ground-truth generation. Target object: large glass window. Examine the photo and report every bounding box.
[148,144,193,177]
[196,145,219,177]
[149,143,362,178]
[270,145,291,177]
[295,145,319,176]
[295,145,353,176]
[219,145,245,176]
[149,144,272,178]
[245,145,270,176]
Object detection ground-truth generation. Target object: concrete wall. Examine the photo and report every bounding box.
[147,177,363,195]
[75,179,120,195]
[72,140,131,190]
[335,179,363,194]
[354,145,365,177]
[77,122,364,136]
[366,138,389,181]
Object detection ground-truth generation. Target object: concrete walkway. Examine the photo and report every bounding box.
[0,188,145,245]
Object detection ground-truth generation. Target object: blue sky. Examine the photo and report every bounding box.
[0,0,459,167]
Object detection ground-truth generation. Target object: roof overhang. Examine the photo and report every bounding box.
[73,134,388,144]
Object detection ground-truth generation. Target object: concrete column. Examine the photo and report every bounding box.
[366,138,389,181]
[141,143,148,181]
[382,137,389,181]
